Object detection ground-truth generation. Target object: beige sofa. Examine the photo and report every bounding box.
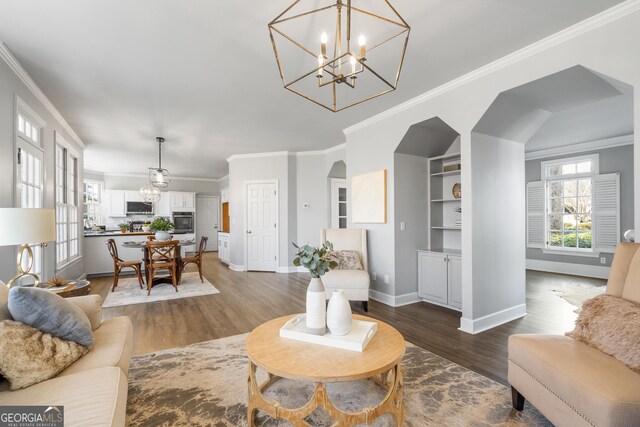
[0,288,133,427]
[321,228,370,311]
[508,243,640,426]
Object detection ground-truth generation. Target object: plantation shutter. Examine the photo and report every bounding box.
[526,181,544,248]
[593,173,620,253]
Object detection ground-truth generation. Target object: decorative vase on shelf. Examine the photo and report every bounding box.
[306,277,327,335]
[155,231,170,241]
[327,290,352,336]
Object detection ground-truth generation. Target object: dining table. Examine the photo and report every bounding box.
[122,238,196,287]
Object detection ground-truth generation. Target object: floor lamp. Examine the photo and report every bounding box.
[0,208,56,288]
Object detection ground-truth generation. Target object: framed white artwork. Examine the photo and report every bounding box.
[352,169,386,224]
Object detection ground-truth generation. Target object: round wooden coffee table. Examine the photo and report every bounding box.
[246,314,405,426]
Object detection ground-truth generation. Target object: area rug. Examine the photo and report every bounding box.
[552,282,605,312]
[102,272,220,308]
[127,334,551,426]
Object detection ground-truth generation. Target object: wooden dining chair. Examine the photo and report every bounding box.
[147,235,156,241]
[146,240,180,295]
[182,236,208,283]
[106,239,144,292]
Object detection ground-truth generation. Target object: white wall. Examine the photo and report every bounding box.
[89,172,220,195]
[228,154,296,269]
[344,3,640,331]
[0,48,85,282]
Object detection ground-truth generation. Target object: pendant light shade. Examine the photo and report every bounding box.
[149,137,171,188]
[139,184,161,204]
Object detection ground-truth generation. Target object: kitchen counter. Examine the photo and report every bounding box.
[84,231,191,237]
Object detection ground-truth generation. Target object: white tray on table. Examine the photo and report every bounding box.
[279,313,377,352]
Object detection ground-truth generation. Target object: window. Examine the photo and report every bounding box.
[56,143,79,267]
[84,180,102,228]
[543,155,596,252]
[16,100,45,280]
[527,153,620,255]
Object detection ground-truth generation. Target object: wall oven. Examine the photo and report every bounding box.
[172,212,194,233]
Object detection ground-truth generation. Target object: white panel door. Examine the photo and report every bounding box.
[246,182,277,272]
[447,255,462,310]
[417,251,448,304]
[196,196,218,251]
[330,178,348,229]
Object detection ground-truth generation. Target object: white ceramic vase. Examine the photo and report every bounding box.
[327,290,352,336]
[155,231,170,241]
[306,277,326,335]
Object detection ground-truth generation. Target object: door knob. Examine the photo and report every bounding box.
[214,225,218,229]
[247,230,252,234]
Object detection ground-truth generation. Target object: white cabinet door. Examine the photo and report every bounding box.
[447,255,463,310]
[171,192,183,210]
[183,193,195,210]
[105,190,126,217]
[418,251,448,304]
[155,192,171,217]
[124,190,142,202]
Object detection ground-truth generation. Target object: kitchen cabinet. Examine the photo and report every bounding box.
[418,250,462,311]
[104,190,126,217]
[154,192,171,217]
[218,232,230,264]
[124,190,142,202]
[171,192,196,211]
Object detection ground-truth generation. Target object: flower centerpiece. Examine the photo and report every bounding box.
[149,217,174,241]
[293,241,337,335]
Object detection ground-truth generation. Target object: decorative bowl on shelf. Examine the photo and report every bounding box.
[452,183,462,199]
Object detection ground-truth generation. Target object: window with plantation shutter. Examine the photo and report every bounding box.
[526,181,544,248]
[593,173,620,253]
[526,154,620,255]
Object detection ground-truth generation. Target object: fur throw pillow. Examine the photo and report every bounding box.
[567,295,640,373]
[327,250,363,270]
[0,320,89,390]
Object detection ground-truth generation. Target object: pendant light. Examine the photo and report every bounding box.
[149,137,171,188]
[139,183,161,204]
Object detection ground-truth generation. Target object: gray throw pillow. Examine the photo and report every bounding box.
[8,287,94,347]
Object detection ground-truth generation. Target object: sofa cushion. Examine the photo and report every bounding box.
[621,248,640,304]
[328,250,363,270]
[8,286,93,346]
[59,316,134,377]
[509,334,640,427]
[0,366,127,427]
[0,320,88,390]
[68,295,102,331]
[0,281,12,321]
[568,295,640,373]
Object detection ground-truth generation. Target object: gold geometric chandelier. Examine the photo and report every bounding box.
[269,0,410,112]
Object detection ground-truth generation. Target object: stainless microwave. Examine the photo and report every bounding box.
[126,201,153,215]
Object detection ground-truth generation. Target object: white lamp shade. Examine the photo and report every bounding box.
[0,208,56,246]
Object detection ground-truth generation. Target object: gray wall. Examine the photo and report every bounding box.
[525,144,634,267]
[471,132,526,319]
[0,56,84,282]
[393,153,429,296]
[91,173,220,195]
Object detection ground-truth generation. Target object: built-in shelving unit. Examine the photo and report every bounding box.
[428,153,462,250]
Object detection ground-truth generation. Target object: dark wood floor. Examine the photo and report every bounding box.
[91,252,605,386]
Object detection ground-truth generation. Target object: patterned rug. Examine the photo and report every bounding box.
[552,282,605,312]
[127,334,551,426]
[102,272,220,308]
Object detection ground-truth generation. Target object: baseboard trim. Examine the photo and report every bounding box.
[276,266,299,273]
[459,304,527,334]
[526,259,610,279]
[229,263,246,272]
[369,290,421,307]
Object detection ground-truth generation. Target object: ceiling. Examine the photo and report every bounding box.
[0,0,626,179]
[473,66,634,150]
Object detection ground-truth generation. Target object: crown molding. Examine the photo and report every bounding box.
[101,172,219,182]
[525,134,634,160]
[343,0,640,136]
[296,143,346,157]
[0,42,86,149]
[226,151,293,162]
